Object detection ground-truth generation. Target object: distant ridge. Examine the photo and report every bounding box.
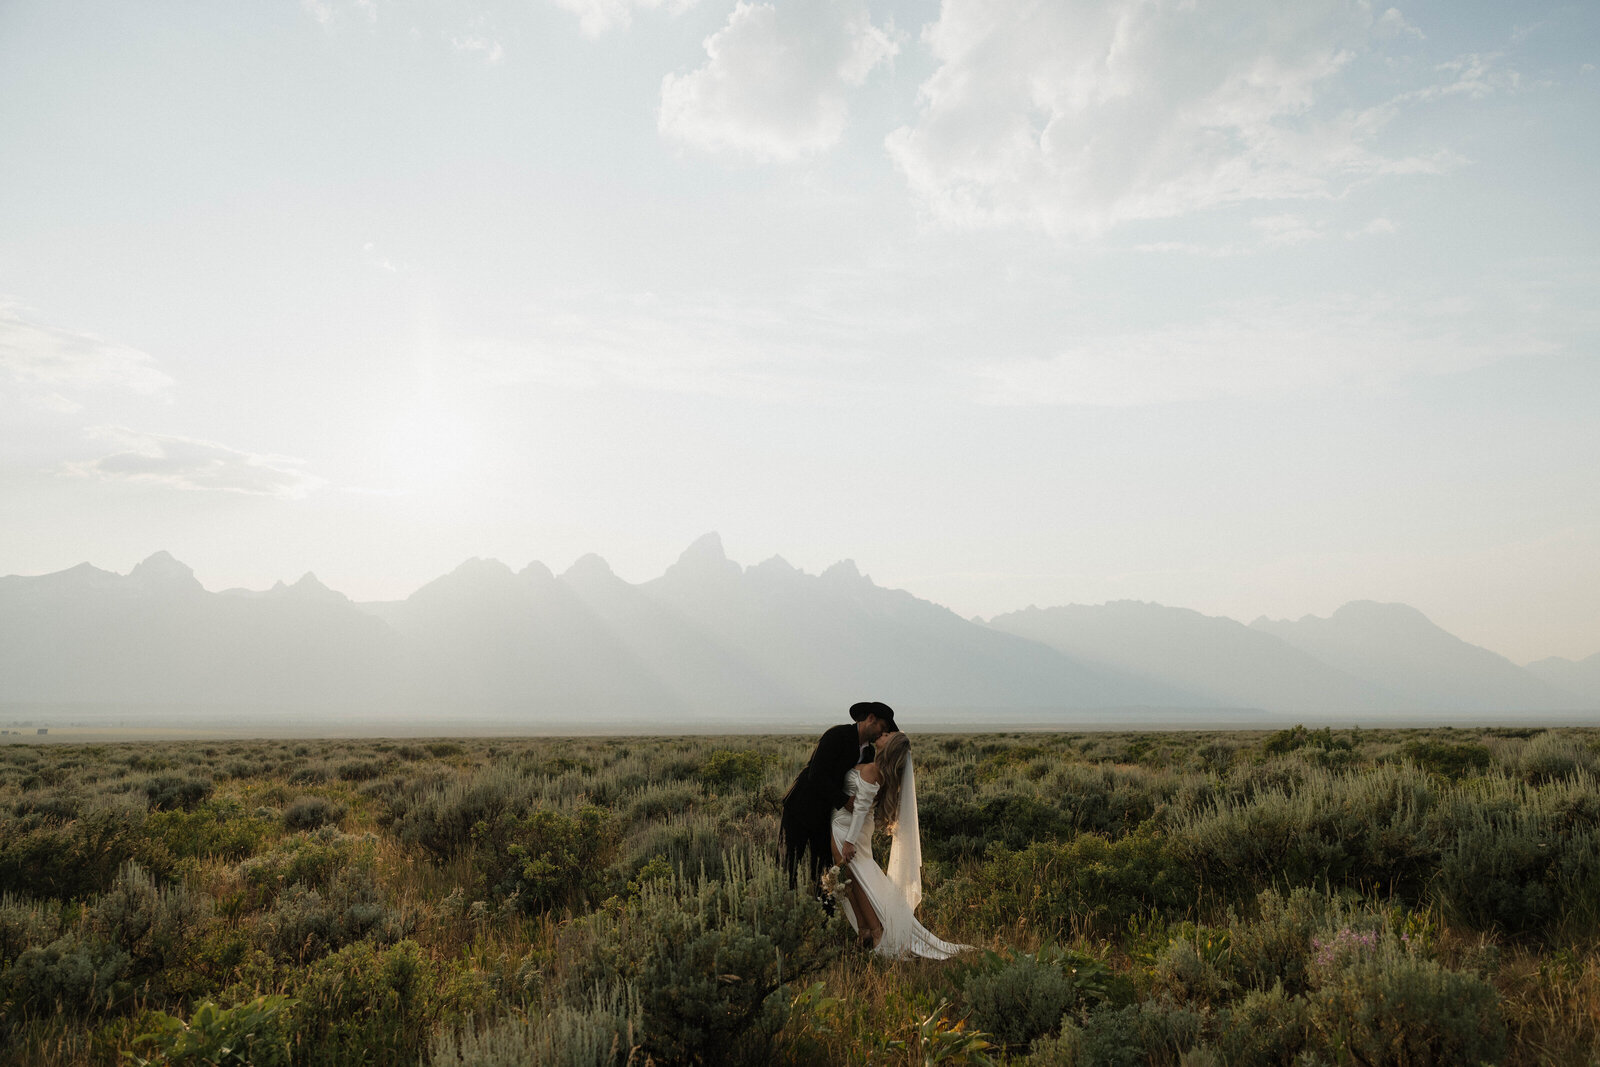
[1,537,1594,725]
[992,599,1588,715]
[1526,653,1600,706]
[1250,601,1578,713]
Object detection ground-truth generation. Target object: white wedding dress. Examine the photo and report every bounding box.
[831,762,966,960]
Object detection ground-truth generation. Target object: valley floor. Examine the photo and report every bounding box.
[3,726,1598,1064]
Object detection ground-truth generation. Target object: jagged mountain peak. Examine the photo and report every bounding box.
[819,559,866,585]
[286,572,347,603]
[1254,601,1452,643]
[563,553,617,581]
[409,557,519,602]
[519,560,555,583]
[449,557,515,579]
[661,532,741,583]
[1332,600,1434,623]
[128,551,202,591]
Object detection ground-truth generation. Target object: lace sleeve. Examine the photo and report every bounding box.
[846,778,879,844]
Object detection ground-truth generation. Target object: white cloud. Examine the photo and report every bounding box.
[1252,213,1326,246]
[362,241,400,272]
[972,294,1553,407]
[451,34,504,64]
[553,0,694,37]
[301,0,375,27]
[886,0,1488,236]
[1376,7,1424,40]
[659,0,898,161]
[0,305,174,407]
[66,427,324,498]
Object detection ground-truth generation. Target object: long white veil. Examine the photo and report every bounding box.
[884,755,922,910]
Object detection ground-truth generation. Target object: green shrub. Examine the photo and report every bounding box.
[146,799,276,861]
[287,940,454,1067]
[259,866,405,963]
[0,892,61,966]
[1034,1000,1203,1067]
[0,806,151,899]
[144,776,214,813]
[1305,927,1506,1064]
[617,814,732,885]
[431,986,642,1067]
[283,796,346,832]
[1208,983,1309,1066]
[1147,936,1232,1007]
[962,951,1080,1051]
[336,759,385,783]
[573,852,843,1066]
[920,764,1169,863]
[3,931,131,1015]
[1193,742,1237,775]
[623,782,703,823]
[473,805,616,914]
[1518,732,1594,784]
[1222,887,1330,996]
[222,759,265,780]
[236,829,368,909]
[12,790,84,821]
[1433,785,1600,938]
[1260,726,1355,767]
[1171,763,1438,902]
[131,995,295,1067]
[427,741,466,758]
[1398,739,1492,779]
[964,831,1196,936]
[287,765,329,785]
[89,862,211,987]
[389,764,542,862]
[696,749,778,792]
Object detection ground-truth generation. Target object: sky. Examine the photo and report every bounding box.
[1,0,1596,665]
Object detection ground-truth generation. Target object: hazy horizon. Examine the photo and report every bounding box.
[5,539,1596,668]
[3,1,1596,664]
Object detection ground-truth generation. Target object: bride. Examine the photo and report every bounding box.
[831,731,966,959]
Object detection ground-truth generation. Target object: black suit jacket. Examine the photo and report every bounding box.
[805,722,865,812]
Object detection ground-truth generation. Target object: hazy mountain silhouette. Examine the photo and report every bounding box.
[1250,601,1581,712]
[0,552,428,709]
[632,534,1187,711]
[2,542,1592,724]
[364,556,693,718]
[987,601,1400,713]
[1525,653,1600,706]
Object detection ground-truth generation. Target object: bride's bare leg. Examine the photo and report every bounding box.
[831,837,883,945]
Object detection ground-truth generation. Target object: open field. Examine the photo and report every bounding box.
[3,726,1600,1064]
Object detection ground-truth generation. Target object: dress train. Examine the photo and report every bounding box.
[830,769,964,960]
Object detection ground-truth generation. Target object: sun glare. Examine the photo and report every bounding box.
[385,409,477,493]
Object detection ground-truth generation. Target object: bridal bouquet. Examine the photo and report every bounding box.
[819,864,852,903]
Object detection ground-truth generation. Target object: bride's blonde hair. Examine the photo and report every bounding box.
[873,732,911,831]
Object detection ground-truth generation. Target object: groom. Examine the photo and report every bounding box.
[780,700,898,886]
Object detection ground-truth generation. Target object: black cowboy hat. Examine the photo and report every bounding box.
[848,701,897,732]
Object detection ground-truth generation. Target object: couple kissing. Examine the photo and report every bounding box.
[779,701,966,959]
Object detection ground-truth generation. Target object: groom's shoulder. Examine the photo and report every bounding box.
[821,722,856,743]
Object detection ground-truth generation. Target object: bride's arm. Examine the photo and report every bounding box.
[844,778,879,849]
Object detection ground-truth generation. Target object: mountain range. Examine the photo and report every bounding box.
[1,534,1594,727]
